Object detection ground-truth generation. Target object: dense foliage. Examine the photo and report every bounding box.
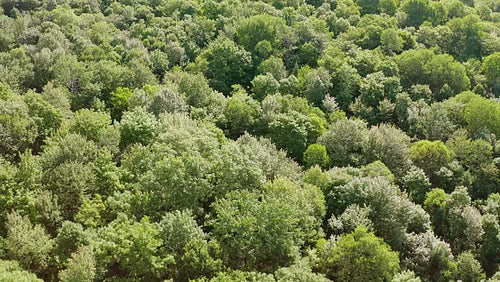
[0,0,499,281]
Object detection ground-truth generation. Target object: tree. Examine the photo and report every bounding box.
[329,203,374,235]
[258,56,287,81]
[252,73,280,101]
[298,42,320,67]
[119,107,157,150]
[236,133,302,182]
[402,167,431,204]
[157,210,217,280]
[53,221,88,267]
[446,132,493,171]
[303,144,330,168]
[198,37,253,94]
[44,161,96,220]
[209,141,267,200]
[356,0,381,14]
[224,88,262,138]
[0,84,37,161]
[456,251,486,282]
[268,111,318,161]
[4,212,53,275]
[400,232,458,281]
[424,54,470,99]
[39,142,98,228]
[153,112,223,157]
[316,226,400,281]
[461,94,500,138]
[331,62,362,110]
[0,260,43,282]
[423,188,448,223]
[380,28,403,54]
[424,187,484,254]
[75,195,106,228]
[41,83,71,118]
[39,132,101,171]
[149,50,170,78]
[158,211,201,250]
[208,178,324,273]
[50,54,93,110]
[303,67,333,107]
[327,176,430,250]
[165,71,226,120]
[92,215,170,280]
[444,15,486,61]
[236,14,285,52]
[318,118,369,167]
[207,270,275,282]
[274,262,330,282]
[365,124,412,178]
[482,52,500,96]
[410,140,452,180]
[87,59,134,104]
[148,87,188,117]
[395,49,434,89]
[109,87,132,121]
[348,17,398,51]
[209,189,301,272]
[479,214,500,276]
[67,109,119,152]
[401,0,435,27]
[139,151,212,218]
[395,49,470,99]
[361,161,395,182]
[0,48,34,92]
[420,103,456,141]
[177,239,223,281]
[164,41,186,65]
[444,187,484,253]
[318,45,345,75]
[59,246,96,282]
[391,270,421,282]
[30,48,56,90]
[24,92,63,149]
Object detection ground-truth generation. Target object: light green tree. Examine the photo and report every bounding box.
[316,226,400,281]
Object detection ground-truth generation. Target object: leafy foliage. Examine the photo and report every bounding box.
[0,0,499,280]
[316,226,400,281]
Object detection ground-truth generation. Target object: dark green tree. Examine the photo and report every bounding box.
[198,38,253,94]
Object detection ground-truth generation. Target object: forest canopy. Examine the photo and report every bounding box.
[0,0,499,281]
